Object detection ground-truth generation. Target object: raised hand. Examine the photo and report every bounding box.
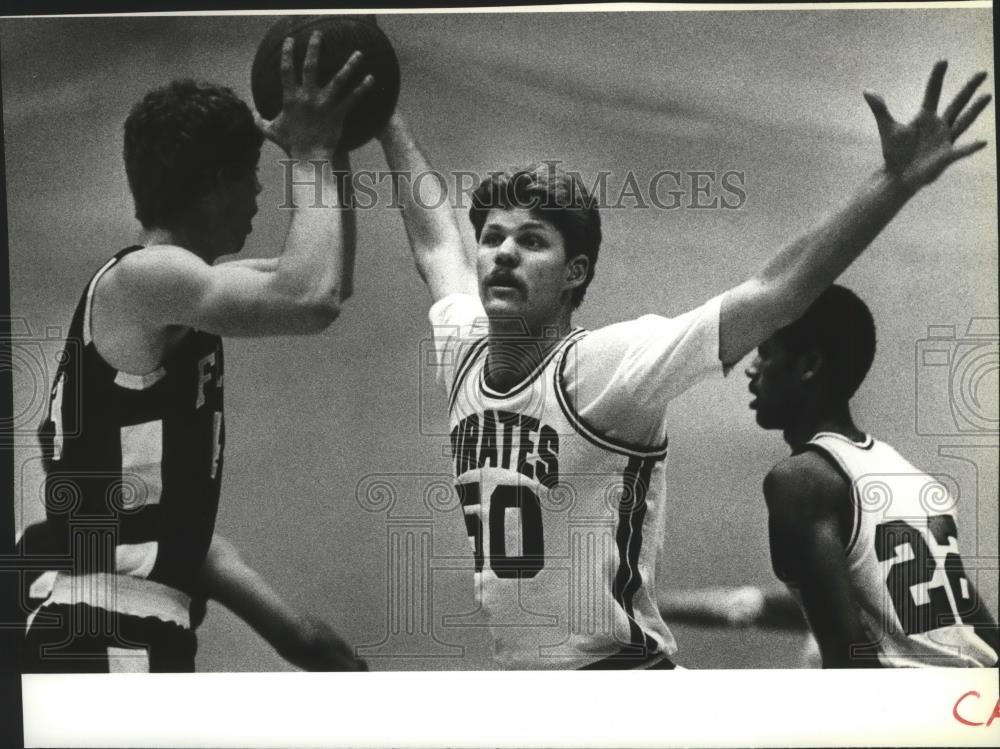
[863,61,991,191]
[256,31,374,158]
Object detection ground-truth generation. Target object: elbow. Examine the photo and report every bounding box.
[310,297,341,330]
[297,293,341,333]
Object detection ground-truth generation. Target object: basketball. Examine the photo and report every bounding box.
[251,15,401,151]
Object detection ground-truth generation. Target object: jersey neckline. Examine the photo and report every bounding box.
[809,431,874,450]
[478,328,586,400]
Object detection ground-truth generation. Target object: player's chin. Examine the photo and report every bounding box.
[752,408,781,431]
[482,290,524,317]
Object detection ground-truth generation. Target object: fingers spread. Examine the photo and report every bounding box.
[922,59,948,113]
[302,30,323,92]
[947,139,988,165]
[341,74,375,109]
[951,93,993,140]
[279,36,296,100]
[323,50,364,99]
[863,90,894,133]
[943,71,988,125]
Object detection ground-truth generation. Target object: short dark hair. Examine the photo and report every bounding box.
[123,79,263,228]
[469,163,601,308]
[774,284,876,400]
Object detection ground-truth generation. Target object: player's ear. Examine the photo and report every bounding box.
[798,350,823,384]
[565,254,589,291]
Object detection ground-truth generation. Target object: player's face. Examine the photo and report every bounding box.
[211,164,262,259]
[745,336,803,429]
[477,208,572,327]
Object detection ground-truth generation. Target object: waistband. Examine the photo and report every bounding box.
[30,572,191,630]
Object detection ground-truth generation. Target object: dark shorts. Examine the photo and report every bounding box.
[22,602,196,673]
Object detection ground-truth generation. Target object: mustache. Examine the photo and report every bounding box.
[485,271,525,292]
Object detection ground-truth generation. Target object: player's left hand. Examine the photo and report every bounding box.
[864,61,991,190]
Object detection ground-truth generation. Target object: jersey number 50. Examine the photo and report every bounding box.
[457,482,544,578]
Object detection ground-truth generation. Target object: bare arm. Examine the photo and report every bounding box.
[764,455,877,668]
[117,34,370,337]
[377,113,477,302]
[194,535,366,671]
[719,62,991,366]
[332,150,356,301]
[660,586,808,630]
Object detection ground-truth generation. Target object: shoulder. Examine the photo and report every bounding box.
[428,292,487,331]
[764,452,850,527]
[103,245,210,297]
[112,245,208,280]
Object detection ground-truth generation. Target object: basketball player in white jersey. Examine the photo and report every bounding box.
[376,60,990,670]
[746,285,999,667]
[22,34,372,672]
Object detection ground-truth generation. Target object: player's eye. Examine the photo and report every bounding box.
[480,231,503,247]
[520,234,546,249]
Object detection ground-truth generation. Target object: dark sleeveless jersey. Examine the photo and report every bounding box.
[37,246,225,597]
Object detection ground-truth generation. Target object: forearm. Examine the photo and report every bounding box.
[722,169,914,364]
[761,168,913,304]
[202,557,310,657]
[331,151,356,301]
[660,587,762,626]
[378,114,466,278]
[757,590,809,630]
[275,156,347,314]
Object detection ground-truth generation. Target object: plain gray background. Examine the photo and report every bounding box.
[2,8,996,670]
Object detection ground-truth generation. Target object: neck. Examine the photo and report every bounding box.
[139,220,214,263]
[782,400,863,451]
[484,310,573,392]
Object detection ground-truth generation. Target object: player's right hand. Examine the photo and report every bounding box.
[297,616,368,672]
[255,31,374,159]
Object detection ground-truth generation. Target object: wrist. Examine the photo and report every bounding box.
[873,166,919,201]
[376,112,404,143]
[288,145,337,162]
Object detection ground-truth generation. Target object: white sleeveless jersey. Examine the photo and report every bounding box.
[800,432,998,667]
[430,293,725,668]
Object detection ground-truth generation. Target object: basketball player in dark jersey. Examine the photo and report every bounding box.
[377,59,990,669]
[21,33,372,673]
[747,286,998,667]
[15,522,365,671]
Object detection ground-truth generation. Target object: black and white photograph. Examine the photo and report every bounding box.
[1,3,997,747]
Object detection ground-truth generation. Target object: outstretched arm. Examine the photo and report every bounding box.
[117,34,370,337]
[764,454,878,668]
[377,113,478,302]
[718,62,991,366]
[193,535,366,672]
[660,586,808,630]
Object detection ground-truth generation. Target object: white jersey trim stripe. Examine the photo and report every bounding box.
[114,368,167,390]
[81,255,121,347]
[478,328,585,400]
[120,420,164,508]
[801,438,864,557]
[553,339,669,460]
[448,336,489,411]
